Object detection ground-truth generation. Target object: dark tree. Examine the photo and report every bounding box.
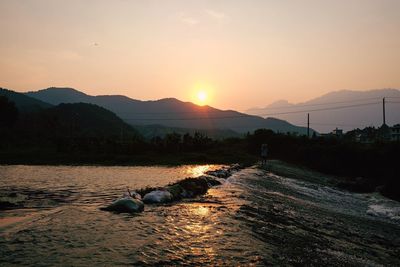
[164,132,182,151]
[0,96,19,128]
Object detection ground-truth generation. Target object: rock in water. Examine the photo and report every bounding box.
[179,177,209,197]
[206,169,230,178]
[101,197,144,213]
[143,190,173,204]
[198,175,222,186]
[166,184,185,200]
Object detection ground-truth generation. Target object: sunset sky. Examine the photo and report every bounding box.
[1,0,399,110]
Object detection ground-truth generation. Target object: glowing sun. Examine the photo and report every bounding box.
[197,90,207,105]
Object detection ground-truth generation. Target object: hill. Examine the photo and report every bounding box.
[25,87,313,135]
[0,88,140,139]
[0,87,52,112]
[40,103,140,138]
[25,103,140,139]
[0,101,143,164]
[247,88,400,133]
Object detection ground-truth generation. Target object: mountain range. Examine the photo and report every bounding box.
[3,87,398,135]
[18,87,312,135]
[0,88,52,112]
[20,103,140,139]
[0,88,140,141]
[247,88,400,132]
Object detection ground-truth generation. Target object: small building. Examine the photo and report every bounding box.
[378,124,391,141]
[391,124,400,142]
[355,132,374,144]
[320,128,344,139]
[347,127,377,144]
[331,128,343,137]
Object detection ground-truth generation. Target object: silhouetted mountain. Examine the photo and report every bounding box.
[15,103,141,139]
[0,102,145,163]
[5,103,141,145]
[0,95,19,127]
[25,87,313,135]
[247,89,400,133]
[0,87,52,112]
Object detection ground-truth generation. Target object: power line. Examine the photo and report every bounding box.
[257,102,380,117]
[303,122,367,127]
[251,97,382,110]
[104,97,400,119]
[293,121,376,128]
[114,97,386,115]
[120,102,381,121]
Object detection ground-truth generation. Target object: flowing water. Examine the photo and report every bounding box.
[0,165,399,266]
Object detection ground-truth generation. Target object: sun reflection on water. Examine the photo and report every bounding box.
[193,206,210,216]
[185,165,222,177]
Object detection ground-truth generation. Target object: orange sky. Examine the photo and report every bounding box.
[0,0,399,110]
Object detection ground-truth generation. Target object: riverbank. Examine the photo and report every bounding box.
[0,150,258,167]
[235,167,400,266]
[264,160,399,202]
[2,150,397,203]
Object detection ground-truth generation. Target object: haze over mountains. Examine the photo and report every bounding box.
[247,89,400,132]
[21,87,312,135]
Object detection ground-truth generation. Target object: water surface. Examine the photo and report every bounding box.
[1,165,400,266]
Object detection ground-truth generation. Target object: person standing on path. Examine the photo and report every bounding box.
[261,144,268,166]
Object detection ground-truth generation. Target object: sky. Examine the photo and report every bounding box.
[0,0,399,111]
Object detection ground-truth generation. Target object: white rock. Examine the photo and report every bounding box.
[102,197,144,213]
[143,190,173,204]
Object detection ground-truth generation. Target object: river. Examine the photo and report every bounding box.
[0,165,399,266]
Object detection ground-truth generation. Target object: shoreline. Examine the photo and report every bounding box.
[264,160,399,202]
[0,151,258,167]
[1,156,398,202]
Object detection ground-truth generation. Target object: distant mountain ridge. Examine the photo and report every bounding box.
[0,87,52,112]
[0,88,140,140]
[24,87,313,135]
[247,88,400,132]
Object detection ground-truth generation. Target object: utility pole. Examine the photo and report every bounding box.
[383,97,386,126]
[307,113,310,138]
